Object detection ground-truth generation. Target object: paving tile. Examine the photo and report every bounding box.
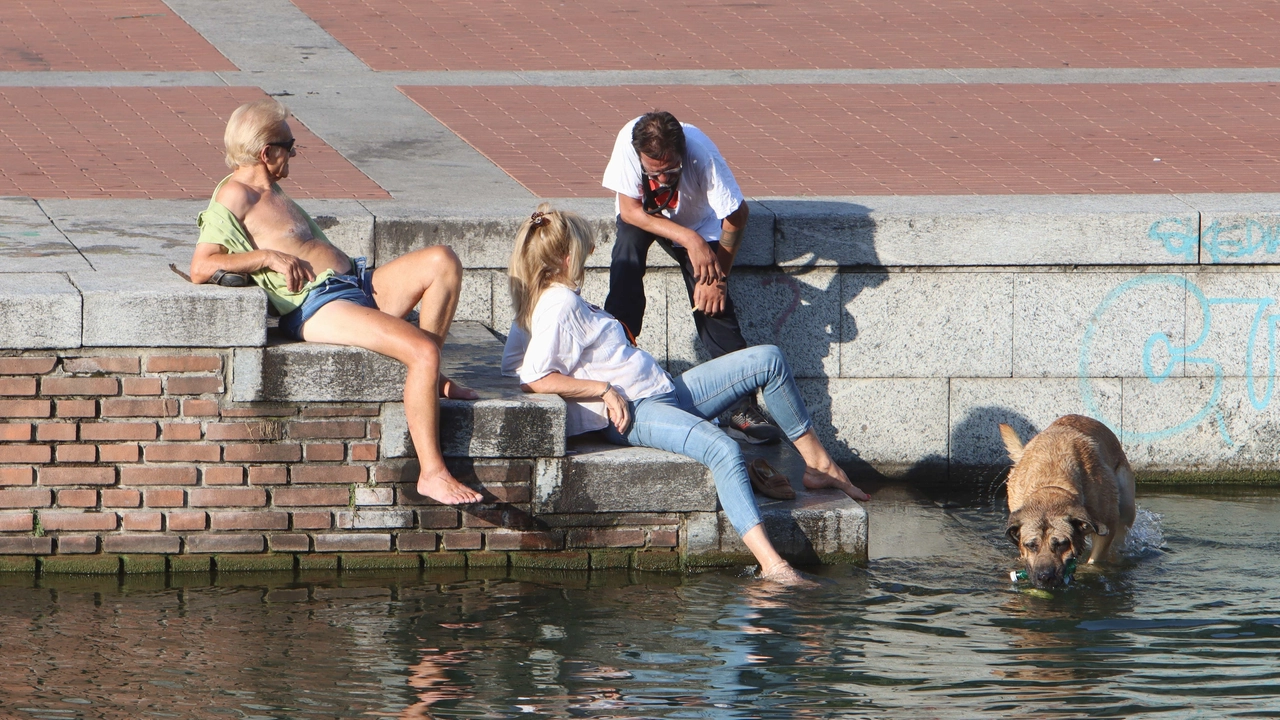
[0,87,388,199]
[0,1,234,71]
[401,83,1280,197]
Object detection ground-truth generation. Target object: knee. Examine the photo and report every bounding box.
[700,428,743,468]
[404,334,441,371]
[424,245,463,286]
[745,344,786,372]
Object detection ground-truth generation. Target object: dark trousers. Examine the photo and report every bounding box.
[604,216,748,360]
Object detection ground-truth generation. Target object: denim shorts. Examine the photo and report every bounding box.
[278,257,376,340]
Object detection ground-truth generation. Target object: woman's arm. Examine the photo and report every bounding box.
[522,372,631,434]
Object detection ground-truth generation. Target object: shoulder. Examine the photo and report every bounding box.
[213,179,258,220]
[681,124,719,154]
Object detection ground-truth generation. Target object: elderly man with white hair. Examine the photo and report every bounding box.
[189,97,483,506]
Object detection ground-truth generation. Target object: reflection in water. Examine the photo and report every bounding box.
[3,490,1280,718]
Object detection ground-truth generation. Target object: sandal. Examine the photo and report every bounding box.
[747,457,795,500]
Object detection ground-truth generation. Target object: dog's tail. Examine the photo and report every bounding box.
[998,423,1025,464]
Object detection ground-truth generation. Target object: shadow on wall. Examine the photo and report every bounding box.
[933,406,1039,506]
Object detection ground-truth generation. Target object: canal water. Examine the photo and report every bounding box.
[3,487,1278,719]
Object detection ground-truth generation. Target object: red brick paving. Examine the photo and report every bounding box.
[0,1,233,72]
[0,87,389,199]
[401,83,1280,196]
[298,0,1280,71]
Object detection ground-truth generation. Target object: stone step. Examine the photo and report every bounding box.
[536,437,868,564]
[231,321,566,458]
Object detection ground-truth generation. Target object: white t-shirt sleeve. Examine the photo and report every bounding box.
[602,119,642,199]
[705,145,744,220]
[516,289,590,385]
[501,321,529,377]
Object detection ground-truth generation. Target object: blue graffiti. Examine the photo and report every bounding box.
[1149,216,1280,263]
[1079,274,1280,447]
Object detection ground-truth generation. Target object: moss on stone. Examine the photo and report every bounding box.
[340,553,420,571]
[420,551,466,568]
[510,551,589,570]
[120,555,167,574]
[465,551,509,568]
[41,555,121,575]
[0,556,36,573]
[168,555,213,574]
[633,551,682,572]
[298,554,339,571]
[683,551,749,568]
[214,554,294,573]
[588,550,631,570]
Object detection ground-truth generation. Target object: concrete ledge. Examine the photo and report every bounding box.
[0,273,81,349]
[74,270,266,347]
[535,440,718,514]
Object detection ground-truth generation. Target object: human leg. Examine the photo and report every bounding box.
[369,245,475,399]
[604,217,657,340]
[301,300,483,505]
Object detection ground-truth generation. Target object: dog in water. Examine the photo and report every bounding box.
[999,415,1136,588]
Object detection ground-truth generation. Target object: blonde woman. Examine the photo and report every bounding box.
[502,205,869,586]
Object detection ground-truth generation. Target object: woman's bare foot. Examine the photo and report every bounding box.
[417,466,483,505]
[802,460,870,502]
[759,561,820,589]
[439,374,478,400]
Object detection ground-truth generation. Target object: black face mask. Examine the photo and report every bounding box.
[640,161,682,215]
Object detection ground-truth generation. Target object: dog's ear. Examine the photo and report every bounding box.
[1005,511,1023,547]
[998,424,1024,464]
[1069,511,1100,536]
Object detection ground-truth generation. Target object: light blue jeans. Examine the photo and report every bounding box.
[602,345,812,536]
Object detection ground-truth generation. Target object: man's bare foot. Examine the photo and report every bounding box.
[439,374,478,400]
[760,561,820,589]
[802,460,870,502]
[417,466,483,505]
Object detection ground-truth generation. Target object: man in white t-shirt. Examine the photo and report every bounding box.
[602,111,782,443]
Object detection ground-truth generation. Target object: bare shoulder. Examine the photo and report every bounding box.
[214,179,258,220]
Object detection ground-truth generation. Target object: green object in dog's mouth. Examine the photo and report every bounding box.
[1009,558,1079,593]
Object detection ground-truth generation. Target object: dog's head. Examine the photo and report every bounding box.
[1006,506,1097,588]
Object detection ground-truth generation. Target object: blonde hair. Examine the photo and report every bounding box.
[508,203,596,331]
[223,98,291,169]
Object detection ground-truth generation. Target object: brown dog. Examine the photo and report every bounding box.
[999,415,1136,588]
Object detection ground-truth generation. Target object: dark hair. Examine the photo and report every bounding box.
[631,111,685,161]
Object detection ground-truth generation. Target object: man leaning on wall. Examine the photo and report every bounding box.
[188,97,483,506]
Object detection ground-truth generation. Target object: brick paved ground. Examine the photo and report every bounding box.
[297,0,1280,71]
[0,87,388,200]
[0,0,232,72]
[402,83,1280,196]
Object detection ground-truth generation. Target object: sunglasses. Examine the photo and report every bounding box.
[267,138,297,154]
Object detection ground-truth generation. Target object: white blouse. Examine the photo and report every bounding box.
[502,285,674,436]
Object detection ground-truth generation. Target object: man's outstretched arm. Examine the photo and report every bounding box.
[189,242,314,291]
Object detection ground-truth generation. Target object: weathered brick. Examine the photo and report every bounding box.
[0,512,33,532]
[0,377,36,396]
[185,534,264,554]
[299,405,379,418]
[350,443,378,461]
[396,532,438,551]
[485,530,563,551]
[167,510,206,530]
[146,355,222,373]
[0,467,33,486]
[144,444,221,463]
[336,509,413,529]
[101,398,179,418]
[483,484,532,503]
[40,511,118,531]
[209,511,289,530]
[462,505,533,529]
[220,405,294,418]
[144,489,185,508]
[63,357,140,374]
[166,376,223,395]
[313,534,390,552]
[248,466,287,485]
[290,465,365,484]
[0,400,50,418]
[35,423,75,441]
[0,423,32,441]
[55,536,100,554]
[304,443,344,462]
[121,377,162,396]
[55,445,96,463]
[416,508,459,529]
[268,534,310,552]
[290,510,332,529]
[648,528,679,548]
[0,357,56,375]
[465,551,508,568]
[289,421,365,439]
[98,443,140,463]
[182,399,220,417]
[203,466,244,485]
[447,458,533,485]
[441,531,483,550]
[104,535,180,554]
[161,423,202,441]
[102,489,141,508]
[55,400,96,418]
[272,487,347,507]
[122,511,163,531]
[205,421,283,441]
[40,467,114,486]
[57,489,97,508]
[0,537,51,554]
[189,488,267,508]
[354,487,393,506]
[567,528,646,548]
[42,377,119,396]
[121,467,196,486]
[368,422,381,439]
[223,444,300,463]
[0,488,51,508]
[80,422,157,441]
[634,550,681,571]
[0,444,50,463]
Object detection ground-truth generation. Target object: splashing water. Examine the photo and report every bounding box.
[1120,506,1166,556]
